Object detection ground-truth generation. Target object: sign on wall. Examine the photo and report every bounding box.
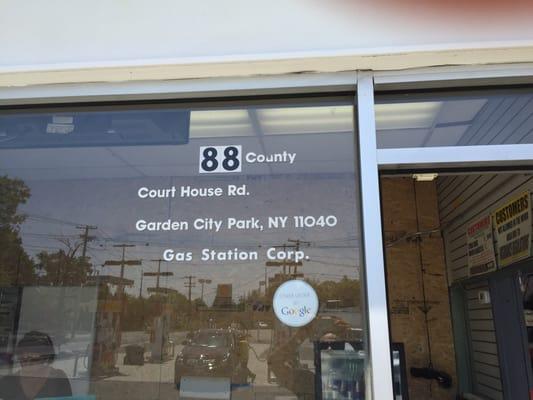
[493,191,532,267]
[466,215,497,277]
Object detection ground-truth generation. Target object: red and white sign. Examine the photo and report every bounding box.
[467,215,497,277]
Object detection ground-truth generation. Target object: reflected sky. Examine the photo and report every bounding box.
[1,102,361,304]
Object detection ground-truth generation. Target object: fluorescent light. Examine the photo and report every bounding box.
[257,106,353,135]
[376,102,442,130]
[190,110,253,138]
[189,106,354,138]
[412,173,438,181]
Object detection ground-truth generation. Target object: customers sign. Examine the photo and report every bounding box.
[493,191,531,267]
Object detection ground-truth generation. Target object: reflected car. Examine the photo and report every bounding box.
[174,329,244,387]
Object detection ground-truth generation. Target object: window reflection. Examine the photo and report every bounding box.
[376,90,533,148]
[0,100,365,400]
[0,331,72,400]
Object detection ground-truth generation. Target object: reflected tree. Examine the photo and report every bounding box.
[36,249,92,286]
[313,276,361,308]
[0,176,35,286]
[193,297,207,310]
[121,291,190,331]
[244,275,361,310]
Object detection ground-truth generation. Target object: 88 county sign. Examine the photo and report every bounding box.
[199,145,242,173]
[493,191,532,268]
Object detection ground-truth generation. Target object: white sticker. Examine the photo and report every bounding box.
[273,280,319,328]
[46,123,74,135]
[52,115,74,124]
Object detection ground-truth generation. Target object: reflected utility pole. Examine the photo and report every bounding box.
[182,276,196,317]
[287,239,311,275]
[150,259,167,290]
[144,259,174,295]
[104,244,140,297]
[103,244,141,346]
[139,267,144,298]
[76,225,97,259]
[198,278,212,304]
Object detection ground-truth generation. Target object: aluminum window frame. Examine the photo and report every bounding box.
[3,63,533,400]
[357,72,395,400]
[371,62,533,400]
[373,63,533,170]
[0,72,357,106]
[0,71,397,399]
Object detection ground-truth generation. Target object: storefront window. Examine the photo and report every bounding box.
[375,88,533,148]
[0,98,366,400]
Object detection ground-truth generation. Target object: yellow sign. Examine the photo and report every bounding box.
[493,191,531,267]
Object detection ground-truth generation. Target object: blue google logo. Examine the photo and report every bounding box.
[281,305,312,317]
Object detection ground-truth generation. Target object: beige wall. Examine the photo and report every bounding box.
[381,177,457,400]
[2,0,533,87]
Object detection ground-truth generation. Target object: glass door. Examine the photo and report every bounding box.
[0,97,368,400]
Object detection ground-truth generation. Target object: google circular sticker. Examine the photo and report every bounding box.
[273,280,319,327]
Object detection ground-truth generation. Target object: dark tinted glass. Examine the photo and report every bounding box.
[0,106,190,149]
